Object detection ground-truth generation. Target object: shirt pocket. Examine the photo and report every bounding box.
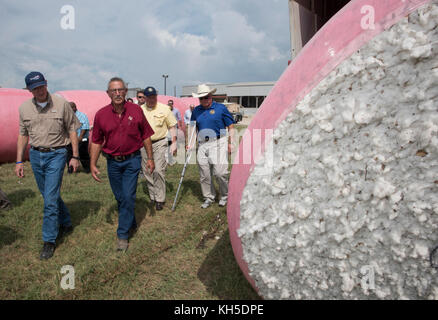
[45,113,64,135]
[153,113,166,127]
[21,116,33,135]
[126,119,140,138]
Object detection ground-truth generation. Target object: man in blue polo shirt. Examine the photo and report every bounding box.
[189,84,235,209]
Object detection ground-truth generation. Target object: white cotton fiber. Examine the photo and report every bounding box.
[238,1,438,299]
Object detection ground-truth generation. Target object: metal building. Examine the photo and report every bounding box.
[181,81,275,109]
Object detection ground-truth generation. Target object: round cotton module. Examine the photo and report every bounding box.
[0,88,32,163]
[227,0,438,299]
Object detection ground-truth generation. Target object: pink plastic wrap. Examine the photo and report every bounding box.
[0,88,32,163]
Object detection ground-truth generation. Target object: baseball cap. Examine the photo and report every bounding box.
[144,86,157,96]
[25,71,47,90]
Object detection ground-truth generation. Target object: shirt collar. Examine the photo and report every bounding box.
[146,103,157,111]
[202,101,216,110]
[32,93,53,109]
[111,102,127,114]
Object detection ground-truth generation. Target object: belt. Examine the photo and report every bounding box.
[152,137,166,144]
[103,150,141,162]
[31,146,67,153]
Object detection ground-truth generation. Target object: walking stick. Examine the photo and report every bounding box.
[171,124,197,211]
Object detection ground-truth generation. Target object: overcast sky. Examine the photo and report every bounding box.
[0,0,291,95]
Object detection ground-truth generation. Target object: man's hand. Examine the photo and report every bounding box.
[170,141,177,156]
[228,142,235,154]
[15,135,28,178]
[227,124,236,155]
[69,158,80,173]
[15,163,24,178]
[90,165,101,182]
[142,138,154,173]
[147,159,155,174]
[89,142,102,182]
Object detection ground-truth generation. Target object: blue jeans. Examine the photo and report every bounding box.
[30,147,71,243]
[107,154,141,240]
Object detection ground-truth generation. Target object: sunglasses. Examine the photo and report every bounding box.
[200,95,211,100]
[137,96,145,99]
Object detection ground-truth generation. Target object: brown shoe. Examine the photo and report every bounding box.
[117,238,129,252]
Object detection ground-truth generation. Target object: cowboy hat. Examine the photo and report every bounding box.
[192,84,217,98]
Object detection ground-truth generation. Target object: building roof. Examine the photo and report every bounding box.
[181,81,275,97]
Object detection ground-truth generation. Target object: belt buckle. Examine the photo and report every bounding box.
[114,155,124,161]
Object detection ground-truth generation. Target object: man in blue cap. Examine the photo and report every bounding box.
[140,86,177,210]
[15,71,81,260]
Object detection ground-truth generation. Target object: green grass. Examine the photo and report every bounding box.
[0,151,259,300]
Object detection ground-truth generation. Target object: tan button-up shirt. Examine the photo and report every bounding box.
[19,93,81,148]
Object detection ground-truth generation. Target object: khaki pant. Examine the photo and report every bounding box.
[141,138,168,202]
[197,137,229,202]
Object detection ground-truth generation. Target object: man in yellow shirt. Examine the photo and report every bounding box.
[140,87,177,210]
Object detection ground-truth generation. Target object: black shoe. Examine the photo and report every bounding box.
[155,202,164,211]
[40,242,55,260]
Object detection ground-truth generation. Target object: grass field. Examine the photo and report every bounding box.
[0,145,259,300]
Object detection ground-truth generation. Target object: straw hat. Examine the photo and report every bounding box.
[192,84,217,98]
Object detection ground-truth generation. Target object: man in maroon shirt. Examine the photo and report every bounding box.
[90,77,155,252]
